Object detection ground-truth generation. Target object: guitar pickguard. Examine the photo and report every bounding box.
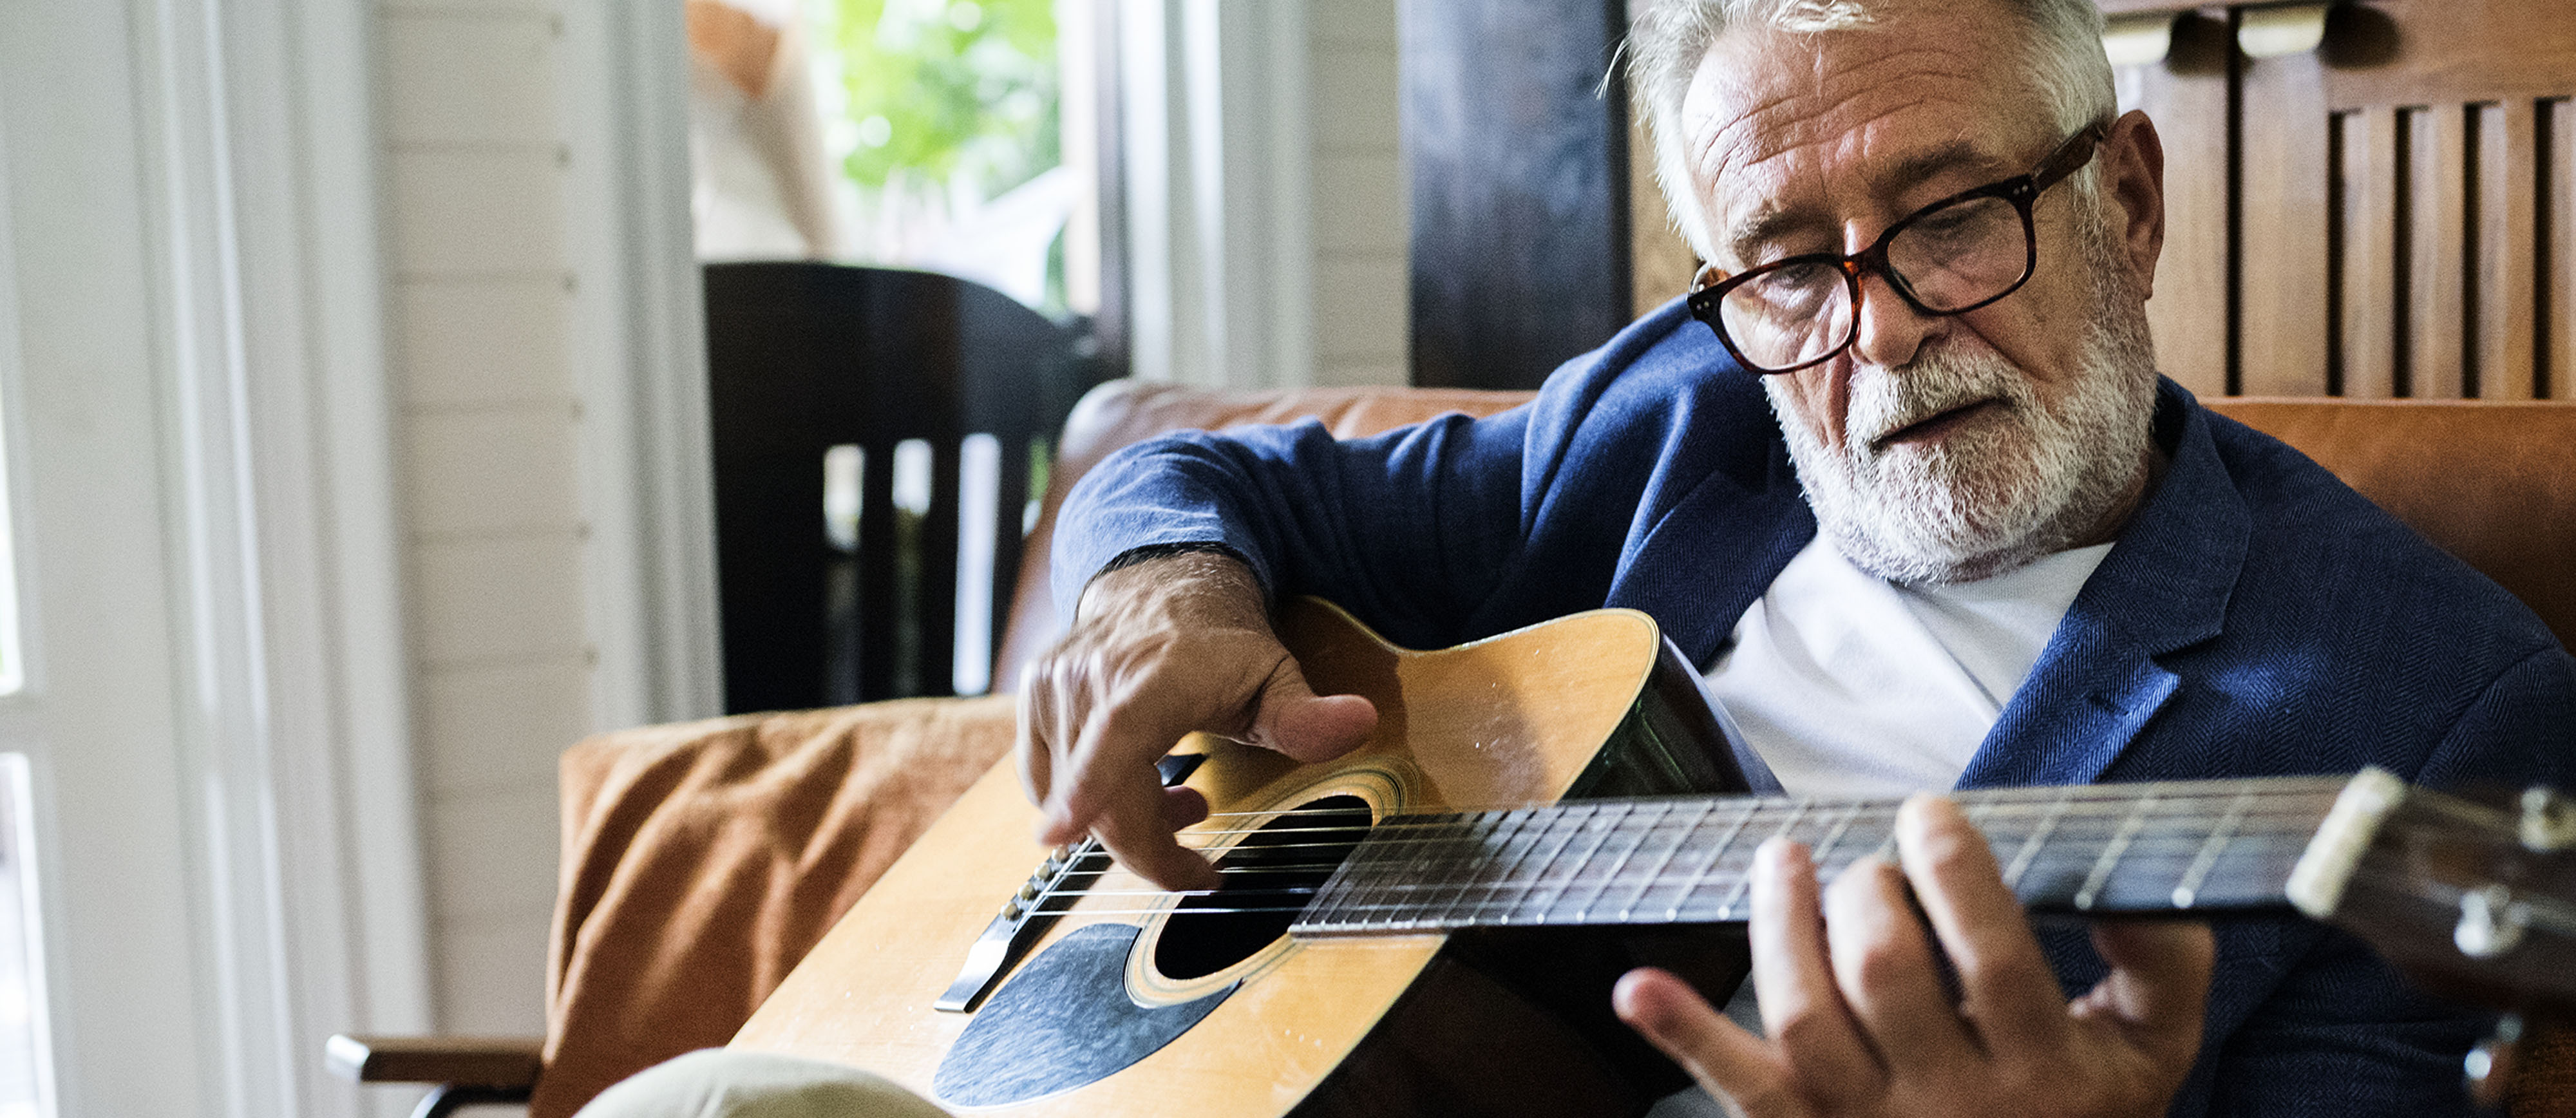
[932,923,1235,1107]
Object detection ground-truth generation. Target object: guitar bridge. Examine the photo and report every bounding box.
[933,752,1207,1012]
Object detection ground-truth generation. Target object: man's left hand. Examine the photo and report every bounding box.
[1614,795,2215,1118]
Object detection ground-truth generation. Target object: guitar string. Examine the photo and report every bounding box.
[1031,844,2317,902]
[1170,777,2354,824]
[1136,801,2347,844]
[1157,791,2352,838]
[1045,822,2334,875]
[1034,808,2342,871]
[1023,864,2543,924]
[1028,855,2318,913]
[1008,784,2351,912]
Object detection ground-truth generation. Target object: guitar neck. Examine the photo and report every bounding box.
[1291,775,2365,934]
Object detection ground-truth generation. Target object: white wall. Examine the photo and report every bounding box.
[377,0,597,1041]
[1307,0,1409,386]
[1122,0,1408,390]
[378,0,716,1048]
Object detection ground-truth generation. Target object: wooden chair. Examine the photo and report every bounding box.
[703,262,1100,712]
[326,383,2576,1117]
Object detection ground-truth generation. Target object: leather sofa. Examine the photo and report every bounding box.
[332,380,2576,1118]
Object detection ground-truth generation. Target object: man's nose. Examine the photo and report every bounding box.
[1849,270,1937,369]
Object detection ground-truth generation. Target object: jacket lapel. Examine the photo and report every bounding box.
[1604,442,1815,668]
[1958,383,2249,791]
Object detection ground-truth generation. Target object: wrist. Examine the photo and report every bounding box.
[1076,545,1265,626]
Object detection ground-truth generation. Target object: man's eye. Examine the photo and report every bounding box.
[1756,261,1836,292]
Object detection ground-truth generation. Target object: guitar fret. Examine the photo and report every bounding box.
[2002,791,2071,889]
[1429,810,1519,926]
[1716,799,1811,920]
[1499,805,1590,926]
[2172,791,2253,909]
[1387,814,1464,929]
[1667,801,1757,921]
[1296,776,2361,934]
[1336,813,1405,927]
[1622,799,1712,921]
[1575,801,1666,922]
[1809,801,1867,874]
[2073,795,2154,911]
[1539,802,1630,922]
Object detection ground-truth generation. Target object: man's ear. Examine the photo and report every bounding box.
[2102,109,2167,299]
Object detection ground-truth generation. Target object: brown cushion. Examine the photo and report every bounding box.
[530,696,1018,1118]
[2204,398,2576,650]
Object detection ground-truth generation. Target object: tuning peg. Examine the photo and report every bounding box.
[2519,786,2576,851]
[2465,1013,2524,1109]
[2455,884,2530,960]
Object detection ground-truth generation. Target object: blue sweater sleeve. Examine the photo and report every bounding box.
[1048,404,1537,651]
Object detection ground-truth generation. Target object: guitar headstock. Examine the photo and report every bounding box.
[2293,772,2576,1016]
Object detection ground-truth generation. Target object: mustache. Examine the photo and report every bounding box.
[1845,348,2028,452]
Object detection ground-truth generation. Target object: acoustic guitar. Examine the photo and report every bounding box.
[731,599,2576,1116]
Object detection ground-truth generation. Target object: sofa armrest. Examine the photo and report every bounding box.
[324,1033,544,1088]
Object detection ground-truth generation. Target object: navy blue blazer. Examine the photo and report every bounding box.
[1054,299,2576,1116]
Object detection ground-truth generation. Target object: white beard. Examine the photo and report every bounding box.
[1769,223,2161,585]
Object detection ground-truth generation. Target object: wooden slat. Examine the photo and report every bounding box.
[2336,108,2400,398]
[2553,99,2575,400]
[2238,48,2331,396]
[2116,17,2230,397]
[2320,0,2576,111]
[2406,106,2471,398]
[2474,100,2539,399]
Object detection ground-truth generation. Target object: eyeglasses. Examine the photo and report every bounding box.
[1685,120,2110,375]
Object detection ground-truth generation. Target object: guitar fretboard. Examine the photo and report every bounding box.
[1290,776,2352,934]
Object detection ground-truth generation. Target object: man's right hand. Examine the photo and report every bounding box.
[1016,549,1379,892]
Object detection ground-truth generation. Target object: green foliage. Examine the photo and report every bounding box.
[814,0,1061,201]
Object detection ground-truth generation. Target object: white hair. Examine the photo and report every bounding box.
[1628,0,2118,263]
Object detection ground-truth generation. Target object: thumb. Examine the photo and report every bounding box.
[1244,654,1377,763]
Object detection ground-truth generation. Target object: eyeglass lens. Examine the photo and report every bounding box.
[1717,193,2031,372]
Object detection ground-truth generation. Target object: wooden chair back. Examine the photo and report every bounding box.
[705,262,1097,712]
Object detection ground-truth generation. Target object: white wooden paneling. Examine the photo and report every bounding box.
[432,913,551,1036]
[394,279,578,408]
[410,535,592,667]
[401,406,585,537]
[417,657,593,798]
[384,12,559,146]
[388,149,569,276]
[426,787,562,925]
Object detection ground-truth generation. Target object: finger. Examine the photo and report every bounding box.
[1749,839,1884,1101]
[1047,684,1196,838]
[2074,920,2213,1061]
[1894,795,2065,1055]
[1614,968,1807,1118]
[1244,654,1378,763]
[1822,857,1980,1074]
[1088,769,1217,892]
[1160,785,1211,832]
[1013,665,1055,810]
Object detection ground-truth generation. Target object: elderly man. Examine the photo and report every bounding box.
[1018,1,2573,1115]
[580,0,2575,1115]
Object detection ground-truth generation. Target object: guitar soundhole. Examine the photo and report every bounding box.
[1154,795,1371,980]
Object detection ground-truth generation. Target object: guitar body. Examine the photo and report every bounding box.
[730,600,1749,1116]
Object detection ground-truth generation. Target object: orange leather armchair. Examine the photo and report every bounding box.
[328,382,2576,1118]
